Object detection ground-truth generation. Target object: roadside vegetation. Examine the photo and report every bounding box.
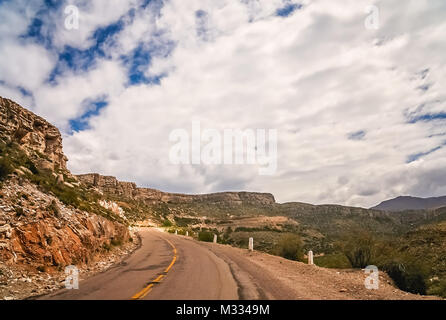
[273,234,304,261]
[0,141,125,223]
[321,228,443,297]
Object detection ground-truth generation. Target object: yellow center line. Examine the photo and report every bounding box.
[131,234,178,300]
[164,255,177,273]
[152,274,164,283]
[132,283,154,300]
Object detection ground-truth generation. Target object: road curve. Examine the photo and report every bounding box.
[40,228,246,300]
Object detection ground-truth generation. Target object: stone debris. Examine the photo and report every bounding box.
[0,228,139,300]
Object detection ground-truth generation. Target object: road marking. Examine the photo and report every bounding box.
[152,275,164,283]
[132,283,154,300]
[164,255,177,273]
[131,235,178,300]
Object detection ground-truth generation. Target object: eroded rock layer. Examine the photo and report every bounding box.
[76,173,276,206]
[0,97,67,172]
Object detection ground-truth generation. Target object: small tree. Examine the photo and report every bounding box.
[338,230,375,268]
[274,234,304,261]
[198,231,214,242]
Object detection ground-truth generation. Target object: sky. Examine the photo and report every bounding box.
[0,0,445,208]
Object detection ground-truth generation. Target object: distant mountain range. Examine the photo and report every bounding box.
[372,196,446,212]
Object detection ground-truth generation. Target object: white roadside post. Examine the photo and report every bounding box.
[186,231,189,237]
[249,237,254,251]
[213,234,218,243]
[308,250,314,265]
[175,230,178,235]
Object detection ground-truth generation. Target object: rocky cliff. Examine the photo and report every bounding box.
[76,173,276,206]
[0,179,129,267]
[0,97,130,281]
[0,97,67,173]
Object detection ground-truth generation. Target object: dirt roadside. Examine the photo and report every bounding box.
[202,242,442,300]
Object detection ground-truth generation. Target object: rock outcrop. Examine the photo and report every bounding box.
[0,97,68,172]
[76,173,276,206]
[0,178,129,269]
[0,97,129,275]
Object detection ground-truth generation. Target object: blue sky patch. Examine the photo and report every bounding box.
[69,98,108,132]
[20,0,62,48]
[121,34,174,86]
[407,145,442,163]
[348,130,366,141]
[276,3,302,17]
[48,19,125,84]
[408,112,446,123]
[122,43,153,85]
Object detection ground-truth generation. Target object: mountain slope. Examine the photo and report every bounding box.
[372,196,446,211]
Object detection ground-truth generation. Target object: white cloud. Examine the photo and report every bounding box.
[50,0,141,50]
[0,42,55,91]
[34,59,127,129]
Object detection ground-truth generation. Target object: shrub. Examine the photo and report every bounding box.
[162,219,173,227]
[15,207,24,217]
[338,231,375,268]
[0,157,13,181]
[198,231,214,242]
[428,279,446,298]
[336,232,430,295]
[111,239,123,247]
[314,253,352,269]
[274,234,304,261]
[381,261,427,295]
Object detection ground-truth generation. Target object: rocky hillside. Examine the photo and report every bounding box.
[0,97,131,298]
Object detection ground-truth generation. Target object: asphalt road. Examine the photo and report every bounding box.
[40,228,287,300]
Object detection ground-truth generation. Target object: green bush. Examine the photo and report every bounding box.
[198,231,214,242]
[338,231,375,268]
[162,219,173,227]
[274,234,304,261]
[428,279,446,298]
[111,239,123,247]
[314,253,352,269]
[381,261,427,295]
[0,157,13,181]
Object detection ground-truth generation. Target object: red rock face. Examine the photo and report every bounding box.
[0,180,129,269]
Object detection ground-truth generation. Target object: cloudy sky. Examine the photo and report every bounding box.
[0,0,445,208]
